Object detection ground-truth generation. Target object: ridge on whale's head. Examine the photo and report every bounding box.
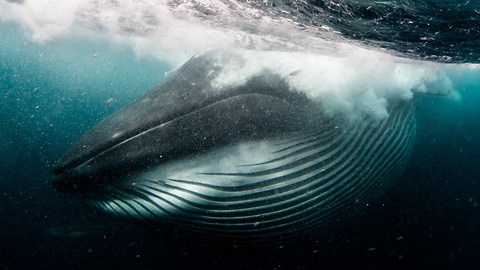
[52,50,416,239]
[52,50,315,193]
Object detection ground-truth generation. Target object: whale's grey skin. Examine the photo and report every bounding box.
[53,50,416,239]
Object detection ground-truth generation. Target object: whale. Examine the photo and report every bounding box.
[52,50,416,239]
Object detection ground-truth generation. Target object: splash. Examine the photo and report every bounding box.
[1,0,478,120]
[0,0,316,62]
[208,49,463,120]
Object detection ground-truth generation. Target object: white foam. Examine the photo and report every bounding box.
[0,0,313,63]
[1,0,478,120]
[0,0,83,42]
[211,49,462,120]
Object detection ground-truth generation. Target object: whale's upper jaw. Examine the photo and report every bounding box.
[52,51,315,194]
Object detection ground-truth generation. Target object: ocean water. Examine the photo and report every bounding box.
[1,0,480,269]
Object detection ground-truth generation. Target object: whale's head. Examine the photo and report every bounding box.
[52,51,415,239]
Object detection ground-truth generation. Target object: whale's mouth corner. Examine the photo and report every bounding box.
[51,166,108,195]
[51,172,80,194]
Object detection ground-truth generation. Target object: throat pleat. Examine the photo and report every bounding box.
[88,102,415,238]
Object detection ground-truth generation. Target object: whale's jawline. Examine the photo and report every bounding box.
[82,101,415,238]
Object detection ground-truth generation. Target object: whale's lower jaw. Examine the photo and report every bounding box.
[82,102,415,239]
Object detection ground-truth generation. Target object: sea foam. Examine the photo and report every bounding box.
[1,0,477,121]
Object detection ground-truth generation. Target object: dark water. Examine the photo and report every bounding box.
[1,1,480,269]
[259,0,480,63]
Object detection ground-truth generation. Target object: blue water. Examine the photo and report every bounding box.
[1,1,480,269]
